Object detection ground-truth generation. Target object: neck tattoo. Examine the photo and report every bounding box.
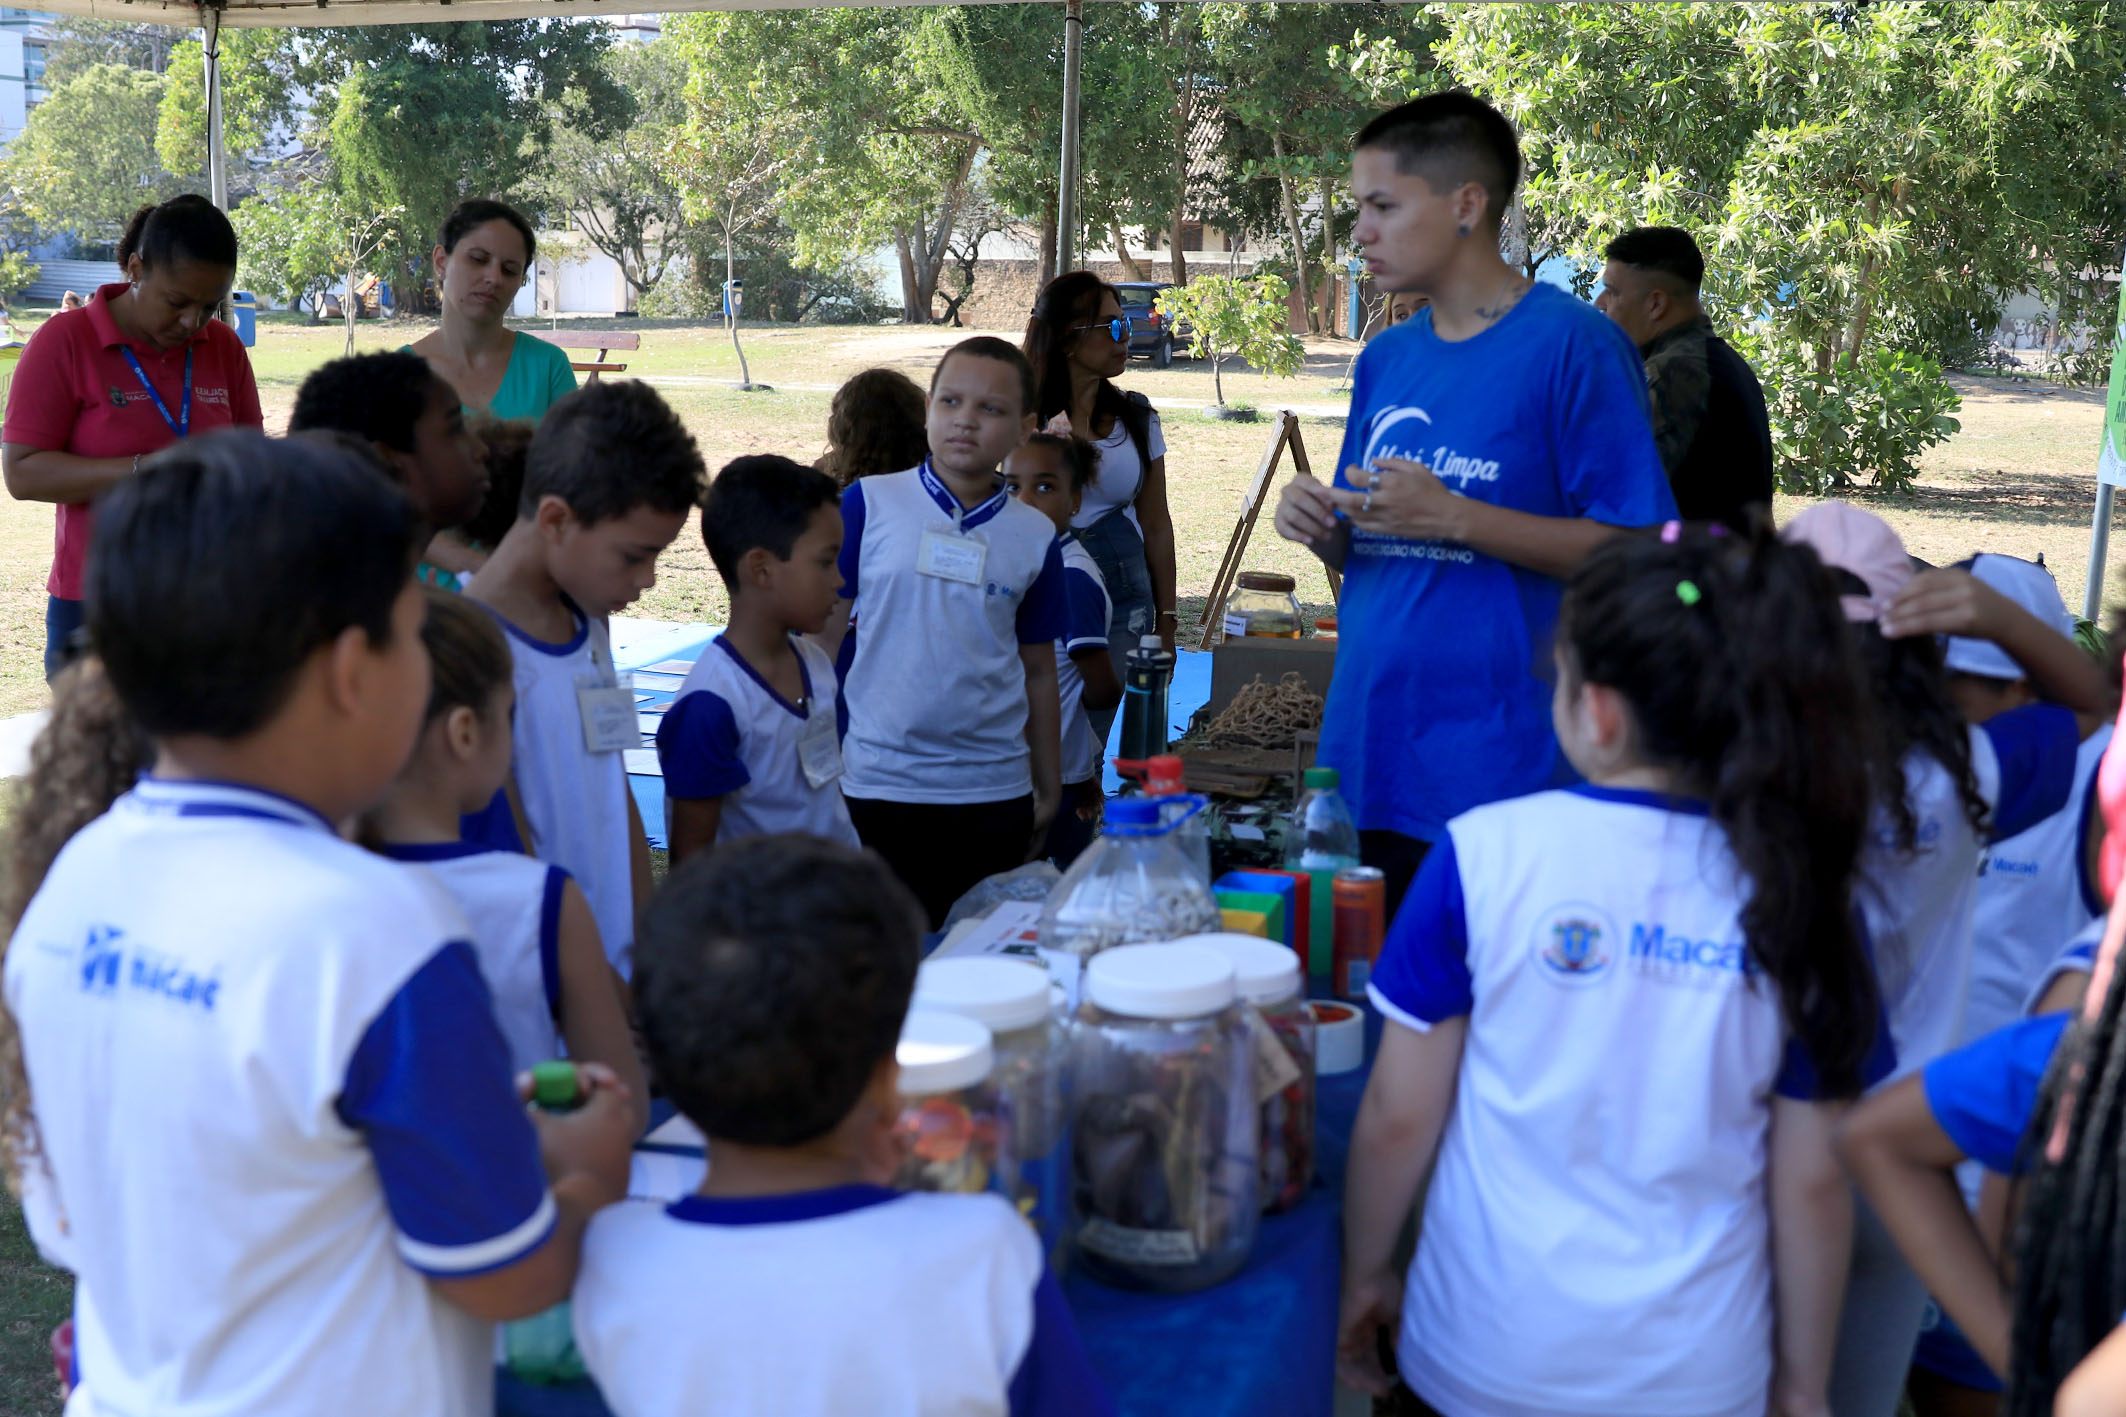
[1471,278,1532,327]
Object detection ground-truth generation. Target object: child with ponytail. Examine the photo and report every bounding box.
[1338,523,1892,1417]
[363,588,645,1134]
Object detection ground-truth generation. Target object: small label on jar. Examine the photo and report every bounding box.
[1222,612,1249,638]
[1245,1006,1305,1105]
[1079,1218,1202,1266]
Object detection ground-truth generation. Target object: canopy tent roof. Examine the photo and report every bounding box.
[27,0,1283,26]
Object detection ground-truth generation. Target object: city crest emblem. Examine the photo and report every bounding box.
[1533,904,1616,987]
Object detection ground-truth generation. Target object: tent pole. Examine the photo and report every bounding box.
[2086,485,2114,624]
[204,5,227,212]
[1056,0,1082,275]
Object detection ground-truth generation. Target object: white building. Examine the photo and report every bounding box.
[0,9,53,148]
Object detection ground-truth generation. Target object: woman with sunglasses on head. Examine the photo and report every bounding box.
[1024,272,1176,741]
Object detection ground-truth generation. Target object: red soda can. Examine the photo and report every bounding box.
[1333,866,1387,1000]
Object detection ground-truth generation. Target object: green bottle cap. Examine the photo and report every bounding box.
[1303,767,1340,790]
[530,1061,580,1110]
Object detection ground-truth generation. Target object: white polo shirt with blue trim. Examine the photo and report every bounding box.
[655,634,858,846]
[1861,703,2082,1080]
[572,1185,1114,1417]
[1368,784,1894,1417]
[1054,538,1111,785]
[379,842,569,1074]
[1965,723,2111,1047]
[482,597,636,974]
[5,779,554,1417]
[837,464,1070,805]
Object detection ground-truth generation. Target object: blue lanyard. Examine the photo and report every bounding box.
[120,346,191,439]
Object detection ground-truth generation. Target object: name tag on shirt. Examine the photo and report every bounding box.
[798,708,844,789]
[918,528,987,586]
[577,671,638,755]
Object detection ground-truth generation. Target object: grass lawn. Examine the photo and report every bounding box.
[0,317,2109,1412]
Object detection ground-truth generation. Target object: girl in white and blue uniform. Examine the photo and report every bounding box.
[1340,525,1892,1417]
[1782,506,2111,1417]
[365,589,647,1107]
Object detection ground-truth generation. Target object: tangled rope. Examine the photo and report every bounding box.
[1203,673,1325,750]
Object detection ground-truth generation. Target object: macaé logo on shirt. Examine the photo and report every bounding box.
[74,924,219,1010]
[1533,903,1616,986]
[1628,923,1751,983]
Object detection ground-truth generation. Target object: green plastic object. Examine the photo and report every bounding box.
[1302,767,1339,790]
[530,1061,580,1111]
[505,1302,587,1384]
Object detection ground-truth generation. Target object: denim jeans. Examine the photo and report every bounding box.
[1074,509,1155,748]
[45,595,85,682]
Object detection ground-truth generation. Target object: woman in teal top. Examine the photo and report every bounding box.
[407,199,576,587]
[407,198,578,424]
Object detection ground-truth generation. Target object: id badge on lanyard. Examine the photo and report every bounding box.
[121,347,191,440]
[575,641,637,755]
[797,705,844,789]
[915,460,991,586]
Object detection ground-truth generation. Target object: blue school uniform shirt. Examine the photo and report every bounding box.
[3,779,554,1417]
[656,634,859,846]
[571,1186,1114,1417]
[837,464,1069,805]
[1320,284,1673,843]
[1369,784,1893,1417]
[1923,1011,2072,1175]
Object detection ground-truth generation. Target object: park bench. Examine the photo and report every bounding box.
[525,328,641,382]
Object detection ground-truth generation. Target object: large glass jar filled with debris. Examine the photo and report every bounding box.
[892,1010,999,1196]
[1070,943,1260,1291]
[1039,798,1223,1007]
[1189,933,1316,1214]
[913,957,1069,1255]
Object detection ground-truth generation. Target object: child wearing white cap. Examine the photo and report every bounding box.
[1781,505,2115,1417]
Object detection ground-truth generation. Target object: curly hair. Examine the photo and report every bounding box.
[0,657,153,1188]
[634,836,923,1148]
[463,414,532,549]
[820,368,928,489]
[289,350,439,455]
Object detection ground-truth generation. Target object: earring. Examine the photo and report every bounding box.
[1456,223,1471,239]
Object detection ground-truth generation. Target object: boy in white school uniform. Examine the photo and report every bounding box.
[2,432,635,1417]
[1003,432,1120,867]
[659,454,857,865]
[466,380,707,974]
[837,338,1067,926]
[573,836,1115,1417]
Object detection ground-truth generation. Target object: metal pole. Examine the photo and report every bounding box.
[2086,485,2114,624]
[1056,0,1083,276]
[204,7,226,212]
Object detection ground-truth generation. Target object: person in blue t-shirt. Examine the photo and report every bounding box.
[1275,93,1674,912]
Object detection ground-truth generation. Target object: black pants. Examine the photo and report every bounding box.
[1042,779,1101,871]
[847,794,1036,930]
[1361,829,1432,924]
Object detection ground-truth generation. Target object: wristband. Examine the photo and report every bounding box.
[131,454,141,476]
[1157,610,1179,621]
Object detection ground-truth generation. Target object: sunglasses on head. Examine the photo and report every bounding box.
[1068,315,1133,344]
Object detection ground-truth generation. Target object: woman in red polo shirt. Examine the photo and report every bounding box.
[3,195,263,679]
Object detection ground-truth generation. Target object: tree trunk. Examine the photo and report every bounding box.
[1169,205,1188,286]
[914,147,974,323]
[1211,351,1224,408]
[1037,196,1058,290]
[895,232,923,324]
[1271,133,1317,335]
[1832,191,1886,369]
[1317,172,1338,337]
[725,215,753,389]
[1167,22,1192,288]
[1112,223,1147,282]
[344,263,356,358]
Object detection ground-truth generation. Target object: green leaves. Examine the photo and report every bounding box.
[1,63,185,242]
[1157,272,1304,405]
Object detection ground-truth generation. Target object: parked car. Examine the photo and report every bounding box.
[1114,282,1192,368]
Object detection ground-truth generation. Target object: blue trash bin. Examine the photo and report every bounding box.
[229,292,257,348]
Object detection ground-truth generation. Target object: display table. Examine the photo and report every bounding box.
[496,1007,1377,1417]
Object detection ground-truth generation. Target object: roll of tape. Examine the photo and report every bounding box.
[1311,1000,1365,1075]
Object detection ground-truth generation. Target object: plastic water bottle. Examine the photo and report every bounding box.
[1118,636,1177,762]
[1285,767,1361,872]
[1038,798,1222,1007]
[1145,754,1212,883]
[504,1064,590,1385]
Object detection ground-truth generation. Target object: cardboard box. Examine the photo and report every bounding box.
[1207,637,1337,721]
